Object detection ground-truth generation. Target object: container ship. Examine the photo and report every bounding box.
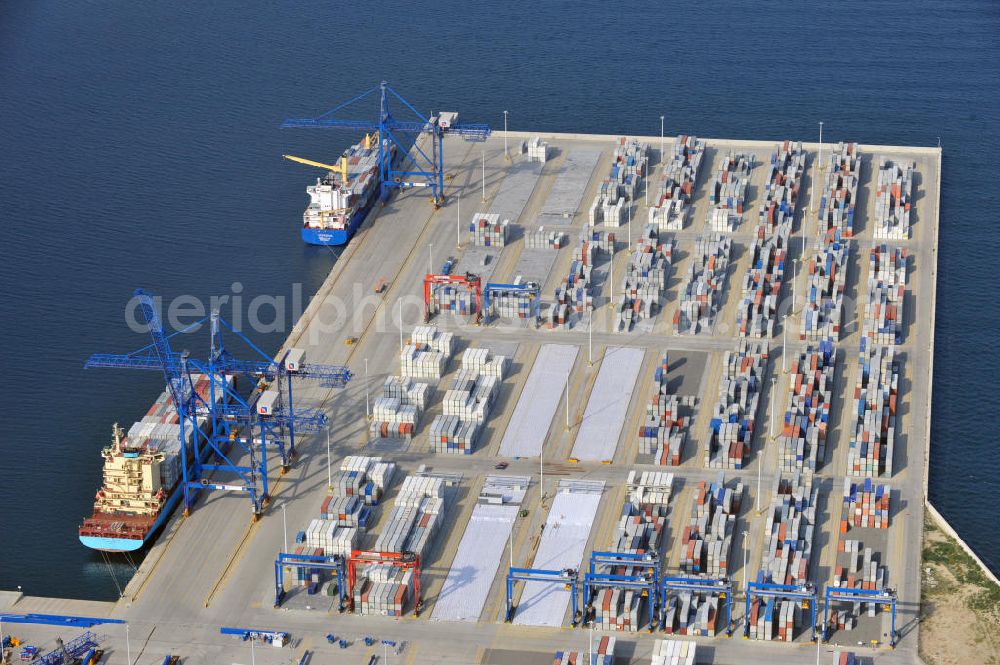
[289,134,395,246]
[78,374,228,552]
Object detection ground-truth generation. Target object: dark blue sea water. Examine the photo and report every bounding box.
[1,1,997,600]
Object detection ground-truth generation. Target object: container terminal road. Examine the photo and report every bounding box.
[0,127,941,665]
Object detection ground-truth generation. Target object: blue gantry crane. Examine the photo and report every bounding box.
[744,581,818,642]
[483,281,541,323]
[273,551,347,611]
[282,81,491,207]
[584,551,660,631]
[505,567,580,625]
[822,585,897,646]
[85,289,352,518]
[660,575,734,636]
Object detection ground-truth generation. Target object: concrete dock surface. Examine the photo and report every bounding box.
[1,130,941,665]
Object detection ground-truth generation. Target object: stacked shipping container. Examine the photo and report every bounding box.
[649,136,705,231]
[589,138,648,226]
[862,245,906,345]
[469,212,509,247]
[759,141,804,236]
[847,341,899,477]
[818,142,860,238]
[707,152,753,232]
[705,341,766,469]
[590,471,673,632]
[736,219,789,338]
[552,636,615,665]
[680,473,742,578]
[801,235,850,341]
[638,354,691,466]
[650,639,697,665]
[548,231,615,326]
[777,340,836,473]
[618,225,673,331]
[873,157,914,240]
[842,479,890,530]
[429,347,509,454]
[829,540,887,630]
[674,234,732,334]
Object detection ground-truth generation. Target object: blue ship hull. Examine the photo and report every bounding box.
[301,171,380,246]
[78,479,184,552]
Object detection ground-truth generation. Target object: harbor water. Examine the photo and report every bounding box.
[0,0,997,599]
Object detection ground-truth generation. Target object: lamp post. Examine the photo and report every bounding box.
[660,115,665,157]
[818,121,824,172]
[365,358,370,419]
[281,503,288,554]
[742,529,749,595]
[126,624,132,665]
[457,192,462,248]
[482,151,486,201]
[503,110,509,159]
[398,299,404,354]
[428,243,433,275]
[326,426,332,489]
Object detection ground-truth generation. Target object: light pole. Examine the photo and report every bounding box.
[457,192,462,248]
[588,307,593,366]
[564,370,570,430]
[326,426,332,490]
[250,633,256,665]
[481,151,486,201]
[791,258,798,314]
[660,115,665,157]
[627,200,632,248]
[818,121,824,172]
[782,315,788,372]
[609,249,614,307]
[126,624,132,665]
[503,110,509,159]
[397,299,404,354]
[281,503,288,554]
[539,441,545,504]
[365,358,370,419]
[428,243,433,275]
[742,529,749,595]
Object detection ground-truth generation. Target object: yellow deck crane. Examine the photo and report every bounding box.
[282,132,379,185]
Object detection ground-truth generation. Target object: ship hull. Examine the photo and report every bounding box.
[79,475,185,552]
[300,188,376,246]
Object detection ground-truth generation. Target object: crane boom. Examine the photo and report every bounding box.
[283,154,349,183]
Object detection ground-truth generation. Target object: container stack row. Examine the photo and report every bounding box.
[469,212,509,247]
[759,141,805,236]
[759,473,818,587]
[525,136,550,163]
[618,225,673,331]
[429,347,509,454]
[680,474,742,578]
[638,354,692,466]
[842,479,890,530]
[801,235,850,341]
[590,471,673,632]
[525,227,569,250]
[488,282,539,320]
[662,590,723,637]
[818,142,861,238]
[873,157,914,240]
[747,597,800,642]
[548,232,615,326]
[334,456,398,506]
[777,339,836,473]
[370,376,432,440]
[650,639,697,665]
[735,219,790,338]
[552,635,615,665]
[705,341,767,469]
[352,563,414,617]
[589,138,648,226]
[649,135,705,231]
[708,152,753,232]
[401,326,455,379]
[290,546,324,587]
[829,540,887,630]
[862,245,907,345]
[428,281,479,318]
[847,342,899,477]
[674,234,732,335]
[303,518,358,557]
[373,475,447,557]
